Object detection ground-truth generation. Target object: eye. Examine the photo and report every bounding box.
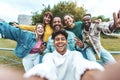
[61,37,66,41]
[55,38,59,41]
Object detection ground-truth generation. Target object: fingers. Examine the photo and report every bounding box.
[75,37,82,42]
[39,44,46,53]
[113,12,118,26]
[113,12,120,28]
[118,10,120,18]
[75,37,83,48]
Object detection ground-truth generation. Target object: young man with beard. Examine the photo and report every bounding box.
[24,29,104,80]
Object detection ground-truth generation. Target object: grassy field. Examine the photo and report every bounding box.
[101,37,120,61]
[0,38,24,71]
[0,37,120,70]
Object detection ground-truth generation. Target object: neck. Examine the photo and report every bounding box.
[59,49,67,55]
[36,34,42,41]
[69,23,75,29]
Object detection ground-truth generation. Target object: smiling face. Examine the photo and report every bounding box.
[54,34,67,55]
[35,23,44,36]
[43,12,53,25]
[43,14,51,25]
[82,14,91,31]
[64,15,74,28]
[52,17,63,31]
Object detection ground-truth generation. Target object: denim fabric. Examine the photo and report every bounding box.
[85,47,96,61]
[44,30,76,54]
[100,48,116,64]
[0,22,36,58]
[85,47,116,65]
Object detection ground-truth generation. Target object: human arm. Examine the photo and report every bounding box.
[82,61,120,80]
[0,22,25,41]
[17,25,35,32]
[39,42,46,54]
[24,53,57,80]
[75,37,83,48]
[109,10,120,31]
[43,36,55,55]
[73,51,104,80]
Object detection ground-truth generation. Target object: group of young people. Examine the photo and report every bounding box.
[0,10,120,80]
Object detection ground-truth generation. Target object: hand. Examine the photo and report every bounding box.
[113,10,120,29]
[75,37,83,48]
[24,76,47,80]
[39,43,46,54]
[24,64,48,80]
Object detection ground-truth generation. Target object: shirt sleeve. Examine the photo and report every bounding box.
[24,53,57,80]
[72,51,104,80]
[0,22,24,41]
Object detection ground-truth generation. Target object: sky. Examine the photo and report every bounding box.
[0,0,120,22]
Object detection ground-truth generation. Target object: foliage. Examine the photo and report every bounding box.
[92,15,110,22]
[32,1,112,24]
[32,5,51,25]
[32,1,86,25]
[51,1,86,21]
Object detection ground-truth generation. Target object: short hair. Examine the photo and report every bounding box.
[83,14,91,17]
[52,29,68,40]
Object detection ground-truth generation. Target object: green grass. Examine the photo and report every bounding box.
[0,38,24,71]
[0,37,120,70]
[101,37,120,51]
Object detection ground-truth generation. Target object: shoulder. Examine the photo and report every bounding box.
[66,30,75,35]
[70,50,82,54]
[70,50,84,57]
[74,21,83,29]
[75,21,83,24]
[43,52,54,58]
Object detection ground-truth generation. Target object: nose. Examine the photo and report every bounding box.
[55,21,59,25]
[84,20,89,23]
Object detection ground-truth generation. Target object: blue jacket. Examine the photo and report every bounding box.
[0,22,36,58]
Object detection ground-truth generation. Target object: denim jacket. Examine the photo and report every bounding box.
[0,22,36,58]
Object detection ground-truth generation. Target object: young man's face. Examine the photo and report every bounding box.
[54,34,67,55]
[82,15,91,31]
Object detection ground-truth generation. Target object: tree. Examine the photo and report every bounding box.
[32,1,86,25]
[92,15,110,22]
[51,1,86,21]
[32,5,51,25]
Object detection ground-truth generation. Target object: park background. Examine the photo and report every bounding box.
[0,1,120,72]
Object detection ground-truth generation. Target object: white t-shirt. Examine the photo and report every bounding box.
[24,50,104,80]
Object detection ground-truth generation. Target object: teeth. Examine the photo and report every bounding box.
[58,44,63,47]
